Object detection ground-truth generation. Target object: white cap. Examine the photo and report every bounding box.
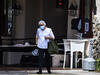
[38,20,46,26]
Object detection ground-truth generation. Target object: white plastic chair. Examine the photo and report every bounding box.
[63,39,70,69]
[63,39,85,69]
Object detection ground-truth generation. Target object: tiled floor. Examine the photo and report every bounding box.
[0,67,69,71]
[0,67,99,75]
[0,70,100,75]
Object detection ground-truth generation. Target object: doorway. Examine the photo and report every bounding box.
[43,0,68,39]
[25,0,68,40]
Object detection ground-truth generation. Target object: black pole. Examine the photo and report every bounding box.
[81,0,85,37]
[89,0,93,38]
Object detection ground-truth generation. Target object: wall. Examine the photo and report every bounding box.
[25,0,40,39]
[24,0,68,40]
[15,0,26,39]
[52,54,69,67]
[43,0,68,39]
[14,0,81,39]
[67,0,80,39]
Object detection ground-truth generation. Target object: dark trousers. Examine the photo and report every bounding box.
[38,48,51,72]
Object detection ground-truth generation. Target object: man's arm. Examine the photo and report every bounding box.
[45,29,55,40]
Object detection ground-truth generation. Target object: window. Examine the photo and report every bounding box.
[8,0,13,35]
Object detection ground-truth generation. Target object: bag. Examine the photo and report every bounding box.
[32,49,39,56]
[48,39,58,54]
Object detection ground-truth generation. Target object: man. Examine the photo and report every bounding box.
[36,20,55,74]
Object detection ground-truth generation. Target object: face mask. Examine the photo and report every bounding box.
[40,26,45,30]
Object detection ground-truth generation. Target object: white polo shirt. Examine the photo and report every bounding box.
[36,27,55,49]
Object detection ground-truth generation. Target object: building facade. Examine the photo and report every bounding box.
[0,0,96,67]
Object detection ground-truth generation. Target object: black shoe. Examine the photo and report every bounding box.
[37,72,42,74]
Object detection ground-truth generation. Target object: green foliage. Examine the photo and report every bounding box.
[96,58,100,72]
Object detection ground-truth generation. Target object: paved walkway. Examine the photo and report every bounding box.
[0,70,99,75]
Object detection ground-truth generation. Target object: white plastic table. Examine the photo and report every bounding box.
[63,39,90,69]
